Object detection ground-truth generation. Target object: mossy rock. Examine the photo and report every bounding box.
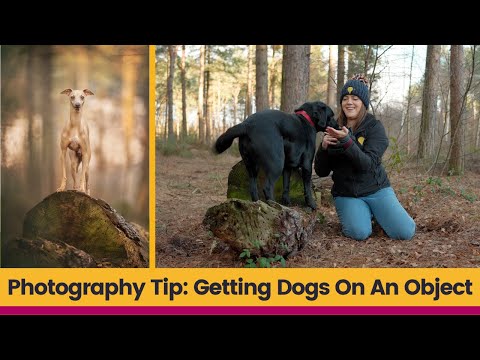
[227,160,315,206]
[18,191,148,267]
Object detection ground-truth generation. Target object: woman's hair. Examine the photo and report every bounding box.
[338,74,369,132]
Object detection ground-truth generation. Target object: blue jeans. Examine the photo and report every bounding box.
[334,187,416,241]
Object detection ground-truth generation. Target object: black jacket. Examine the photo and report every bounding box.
[314,113,390,198]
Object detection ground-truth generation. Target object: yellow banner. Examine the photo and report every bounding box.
[0,268,478,308]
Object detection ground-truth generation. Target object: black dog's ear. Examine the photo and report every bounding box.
[312,102,327,129]
[325,106,340,130]
[314,103,339,131]
[294,102,309,113]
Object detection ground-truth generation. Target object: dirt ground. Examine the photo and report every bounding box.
[156,147,480,268]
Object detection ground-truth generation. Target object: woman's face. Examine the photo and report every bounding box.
[341,95,363,120]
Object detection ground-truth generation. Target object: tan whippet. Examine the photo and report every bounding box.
[56,88,94,195]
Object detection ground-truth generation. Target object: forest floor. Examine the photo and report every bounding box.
[156,145,480,268]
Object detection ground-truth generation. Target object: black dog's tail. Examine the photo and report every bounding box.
[214,123,247,154]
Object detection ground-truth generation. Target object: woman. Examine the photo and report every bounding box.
[314,74,415,241]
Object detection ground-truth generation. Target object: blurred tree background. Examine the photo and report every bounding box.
[156,45,480,175]
[1,45,150,252]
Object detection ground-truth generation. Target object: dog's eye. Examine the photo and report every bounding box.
[80,96,84,100]
[70,95,74,99]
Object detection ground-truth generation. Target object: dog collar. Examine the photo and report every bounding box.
[295,110,316,129]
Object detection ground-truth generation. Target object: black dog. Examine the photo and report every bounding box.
[214,101,338,209]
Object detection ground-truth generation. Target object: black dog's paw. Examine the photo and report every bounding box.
[281,195,291,207]
[306,198,317,210]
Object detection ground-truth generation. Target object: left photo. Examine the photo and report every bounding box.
[1,45,150,268]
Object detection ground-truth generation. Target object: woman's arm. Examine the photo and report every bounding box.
[327,121,389,172]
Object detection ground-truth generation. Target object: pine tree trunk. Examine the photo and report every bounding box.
[181,45,188,141]
[448,45,465,175]
[198,45,205,144]
[246,45,254,116]
[280,45,310,113]
[204,45,211,145]
[418,45,440,159]
[327,45,336,108]
[255,45,269,111]
[336,45,345,113]
[167,45,177,144]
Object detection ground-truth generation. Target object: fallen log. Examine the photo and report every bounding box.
[3,191,148,268]
[203,199,316,258]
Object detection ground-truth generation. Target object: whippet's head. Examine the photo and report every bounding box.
[61,88,94,112]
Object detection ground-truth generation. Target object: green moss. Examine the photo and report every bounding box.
[227,160,313,206]
[23,191,130,266]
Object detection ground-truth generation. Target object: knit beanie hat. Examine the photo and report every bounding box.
[339,74,370,109]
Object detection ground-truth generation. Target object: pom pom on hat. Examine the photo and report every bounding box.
[340,74,370,109]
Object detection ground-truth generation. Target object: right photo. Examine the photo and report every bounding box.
[155,45,480,268]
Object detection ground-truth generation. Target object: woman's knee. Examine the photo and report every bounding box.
[388,218,416,240]
[343,224,372,241]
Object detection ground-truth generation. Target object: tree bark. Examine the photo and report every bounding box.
[198,45,205,144]
[255,45,269,112]
[280,45,310,113]
[475,99,480,148]
[418,45,441,159]
[327,45,336,108]
[204,45,212,145]
[167,45,177,143]
[336,45,345,113]
[180,45,188,141]
[246,45,254,116]
[448,45,465,175]
[203,199,316,258]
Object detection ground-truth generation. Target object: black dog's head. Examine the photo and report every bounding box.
[295,101,339,131]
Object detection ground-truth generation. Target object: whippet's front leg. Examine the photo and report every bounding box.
[78,137,89,194]
[80,152,91,195]
[56,147,68,192]
[85,156,90,195]
[69,150,79,190]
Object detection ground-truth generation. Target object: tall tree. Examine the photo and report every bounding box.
[38,45,55,192]
[336,45,345,111]
[198,45,205,144]
[475,99,480,148]
[418,45,441,159]
[327,45,336,108]
[245,45,254,117]
[26,46,38,192]
[447,45,465,175]
[204,45,211,145]
[121,45,142,168]
[280,45,310,113]
[347,45,355,78]
[180,45,187,141]
[363,46,373,75]
[403,45,416,155]
[255,45,269,112]
[166,45,177,143]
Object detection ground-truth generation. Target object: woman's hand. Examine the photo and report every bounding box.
[322,133,338,150]
[326,126,349,139]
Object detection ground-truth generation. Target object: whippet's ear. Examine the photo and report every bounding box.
[83,89,94,96]
[61,88,73,95]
